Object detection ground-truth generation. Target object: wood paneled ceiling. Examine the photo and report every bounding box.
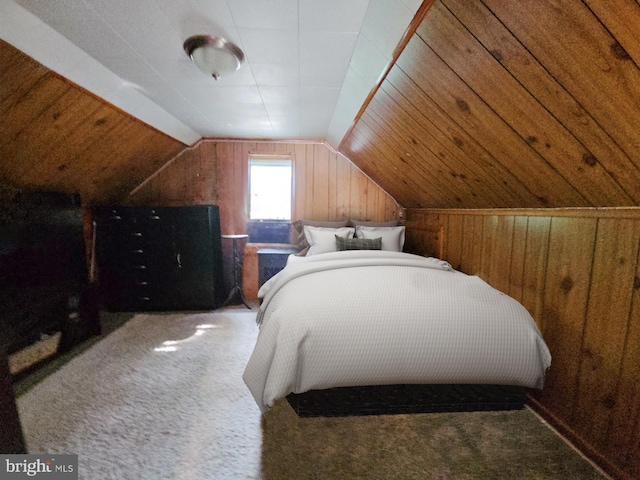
[0,39,186,204]
[3,1,640,210]
[340,0,640,209]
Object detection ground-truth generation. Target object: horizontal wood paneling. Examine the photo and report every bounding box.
[405,207,640,480]
[0,40,186,204]
[340,0,640,208]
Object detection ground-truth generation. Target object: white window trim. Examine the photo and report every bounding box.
[248,154,293,221]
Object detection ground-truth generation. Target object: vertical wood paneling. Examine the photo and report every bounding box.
[304,144,315,217]
[335,156,351,220]
[312,144,330,220]
[215,142,236,235]
[490,216,515,294]
[403,210,442,258]
[406,207,640,480]
[130,140,400,236]
[509,216,528,302]
[540,217,597,421]
[575,219,640,449]
[293,143,307,222]
[521,217,551,328]
[444,215,462,270]
[468,216,485,276]
[130,139,399,300]
[328,152,338,219]
[479,215,497,283]
[607,251,640,476]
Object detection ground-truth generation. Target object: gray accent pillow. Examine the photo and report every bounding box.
[355,225,406,252]
[293,219,350,255]
[350,220,401,228]
[335,235,382,251]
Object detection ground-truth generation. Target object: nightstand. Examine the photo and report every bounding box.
[258,248,298,287]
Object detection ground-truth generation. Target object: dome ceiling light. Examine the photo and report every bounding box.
[183,35,245,80]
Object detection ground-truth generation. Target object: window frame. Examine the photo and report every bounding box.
[247,154,294,222]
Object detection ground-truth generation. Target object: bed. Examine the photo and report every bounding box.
[243,226,551,416]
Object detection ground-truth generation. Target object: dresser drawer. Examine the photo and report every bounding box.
[106,282,174,311]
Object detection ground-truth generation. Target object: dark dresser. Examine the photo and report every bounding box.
[95,206,224,311]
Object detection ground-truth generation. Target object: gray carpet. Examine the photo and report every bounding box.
[261,398,608,480]
[16,309,608,480]
[17,310,262,479]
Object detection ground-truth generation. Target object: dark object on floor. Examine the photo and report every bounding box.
[286,384,527,417]
[0,189,97,357]
[0,345,26,453]
[58,284,101,353]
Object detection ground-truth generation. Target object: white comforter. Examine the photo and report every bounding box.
[243,250,551,413]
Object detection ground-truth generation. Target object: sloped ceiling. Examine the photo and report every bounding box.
[0,39,185,203]
[2,0,421,145]
[2,0,640,209]
[340,0,640,208]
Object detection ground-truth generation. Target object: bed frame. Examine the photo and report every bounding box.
[286,384,527,417]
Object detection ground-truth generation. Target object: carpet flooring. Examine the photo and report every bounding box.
[17,310,262,479]
[262,398,607,480]
[16,309,608,479]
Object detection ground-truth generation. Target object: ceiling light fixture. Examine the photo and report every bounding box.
[183,35,245,80]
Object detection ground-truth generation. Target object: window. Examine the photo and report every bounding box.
[248,155,292,221]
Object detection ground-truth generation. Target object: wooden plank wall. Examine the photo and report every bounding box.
[0,40,186,204]
[128,139,400,236]
[340,0,640,210]
[405,208,640,480]
[128,139,400,298]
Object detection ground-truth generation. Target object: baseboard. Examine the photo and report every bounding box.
[526,394,628,480]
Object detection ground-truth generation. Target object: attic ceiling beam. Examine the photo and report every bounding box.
[338,0,436,153]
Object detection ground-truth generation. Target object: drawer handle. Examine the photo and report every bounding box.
[136,281,148,286]
[131,232,142,237]
[133,249,144,254]
[139,296,151,301]
[134,265,147,270]
[109,215,122,220]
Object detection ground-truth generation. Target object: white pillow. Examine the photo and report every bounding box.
[303,226,355,256]
[355,225,405,252]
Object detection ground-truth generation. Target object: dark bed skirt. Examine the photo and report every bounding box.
[285,384,528,417]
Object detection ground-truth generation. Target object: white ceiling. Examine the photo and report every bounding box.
[1,0,421,147]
